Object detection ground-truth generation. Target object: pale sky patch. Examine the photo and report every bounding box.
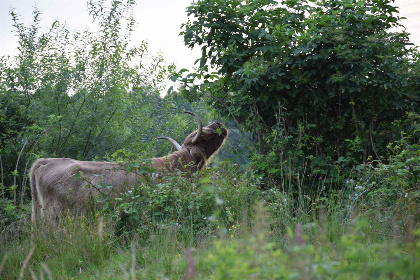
[395,0,420,47]
[0,0,419,71]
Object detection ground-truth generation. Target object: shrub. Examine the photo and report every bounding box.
[204,203,420,279]
[347,113,420,210]
[103,162,262,239]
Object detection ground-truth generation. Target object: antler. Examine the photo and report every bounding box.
[184,111,202,144]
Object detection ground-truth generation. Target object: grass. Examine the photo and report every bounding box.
[0,166,419,279]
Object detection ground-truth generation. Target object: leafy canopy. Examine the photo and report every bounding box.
[179,0,420,186]
[0,0,215,208]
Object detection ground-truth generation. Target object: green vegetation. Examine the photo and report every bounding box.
[0,0,218,226]
[1,0,419,279]
[1,164,419,279]
[179,0,420,189]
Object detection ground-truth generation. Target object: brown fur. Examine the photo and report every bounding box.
[30,122,228,223]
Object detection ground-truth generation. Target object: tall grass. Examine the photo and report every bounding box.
[1,164,418,279]
[1,215,113,279]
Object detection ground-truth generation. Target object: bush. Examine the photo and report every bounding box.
[347,113,420,210]
[179,0,420,190]
[102,162,262,239]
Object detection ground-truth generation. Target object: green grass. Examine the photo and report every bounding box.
[1,166,419,279]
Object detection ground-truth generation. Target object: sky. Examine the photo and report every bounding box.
[0,0,419,72]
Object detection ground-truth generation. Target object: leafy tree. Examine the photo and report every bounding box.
[179,0,420,187]
[0,0,216,210]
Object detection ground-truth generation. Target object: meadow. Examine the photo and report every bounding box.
[1,160,419,279]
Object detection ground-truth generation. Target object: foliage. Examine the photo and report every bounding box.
[204,211,419,279]
[179,0,420,189]
[102,161,262,239]
[1,0,419,278]
[1,215,114,279]
[345,112,420,213]
[0,0,217,208]
[1,166,418,279]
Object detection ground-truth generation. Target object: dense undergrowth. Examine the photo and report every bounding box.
[1,156,418,279]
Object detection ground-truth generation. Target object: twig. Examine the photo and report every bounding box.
[29,268,39,280]
[0,253,7,275]
[14,140,28,204]
[350,96,359,137]
[40,262,53,280]
[93,106,118,148]
[131,243,136,280]
[18,246,35,280]
[215,97,254,146]
[59,96,87,154]
[20,126,52,205]
[80,176,104,195]
[369,100,381,162]
[369,123,382,162]
[0,155,4,200]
